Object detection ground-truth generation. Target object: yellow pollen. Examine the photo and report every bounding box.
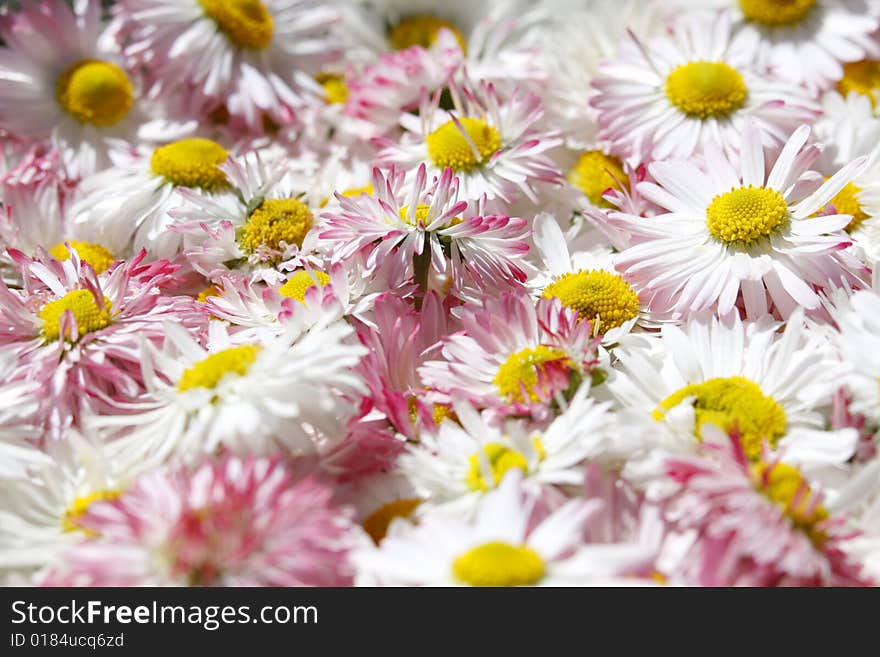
[177,345,262,392]
[278,270,331,303]
[39,290,112,342]
[542,270,640,331]
[407,394,454,426]
[665,61,748,120]
[49,241,115,274]
[388,15,467,53]
[653,376,787,461]
[494,346,570,403]
[239,198,313,254]
[426,117,501,173]
[706,185,789,246]
[739,0,816,27]
[828,181,869,232]
[452,542,546,586]
[568,151,629,208]
[838,60,880,107]
[62,490,121,535]
[150,138,230,191]
[196,284,221,303]
[55,59,134,127]
[198,0,274,49]
[465,439,545,492]
[362,498,422,545]
[315,73,348,104]
[751,461,828,542]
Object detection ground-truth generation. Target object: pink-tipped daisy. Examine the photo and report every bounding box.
[659,428,871,586]
[375,78,562,203]
[419,292,600,415]
[40,455,357,586]
[608,122,870,319]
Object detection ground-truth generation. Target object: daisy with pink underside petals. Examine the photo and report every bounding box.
[591,11,818,163]
[115,0,342,132]
[40,455,357,586]
[0,249,201,437]
[419,292,599,416]
[683,0,880,93]
[608,122,870,319]
[321,165,531,293]
[353,470,656,586]
[659,426,872,586]
[375,79,562,203]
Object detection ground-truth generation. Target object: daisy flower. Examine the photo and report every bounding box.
[836,58,880,110]
[531,212,652,345]
[814,91,880,262]
[606,311,858,468]
[115,0,342,131]
[0,434,137,582]
[591,10,819,163]
[173,149,323,285]
[0,0,184,178]
[97,319,365,471]
[0,249,200,436]
[419,292,600,414]
[0,352,49,481]
[399,385,629,516]
[609,122,869,319]
[69,137,238,261]
[353,470,656,586]
[691,0,880,93]
[828,288,880,431]
[40,455,357,586]
[375,79,562,203]
[321,164,531,293]
[659,428,871,586]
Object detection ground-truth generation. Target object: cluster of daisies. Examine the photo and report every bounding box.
[2,0,880,588]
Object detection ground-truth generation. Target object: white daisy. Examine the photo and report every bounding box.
[608,122,869,319]
[0,0,188,178]
[95,319,366,472]
[352,470,656,586]
[115,0,342,131]
[399,385,626,516]
[606,310,859,474]
[591,10,819,163]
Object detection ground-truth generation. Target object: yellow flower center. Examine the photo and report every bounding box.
[568,151,629,208]
[62,490,121,535]
[465,440,545,492]
[177,345,262,392]
[837,60,880,107]
[829,182,869,232]
[426,117,501,173]
[752,461,828,542]
[739,0,817,27]
[452,542,546,586]
[362,498,422,545]
[49,241,115,274]
[150,138,230,192]
[38,290,112,342]
[278,270,331,303]
[388,15,467,52]
[198,0,274,50]
[665,61,748,120]
[196,284,221,303]
[55,59,134,127]
[315,73,348,104]
[653,376,787,460]
[542,270,640,332]
[706,185,789,246]
[239,198,313,254]
[493,345,570,404]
